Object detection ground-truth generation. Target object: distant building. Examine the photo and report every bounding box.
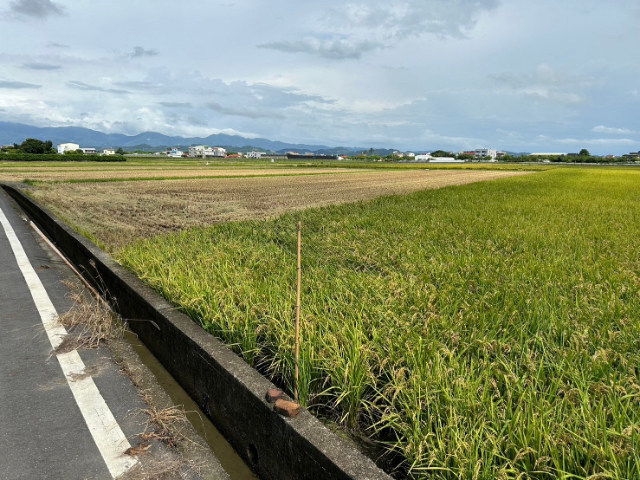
[103,148,116,156]
[286,152,338,160]
[530,153,566,156]
[405,152,416,157]
[167,148,184,158]
[57,143,80,154]
[414,154,462,163]
[246,151,266,159]
[622,151,640,159]
[80,148,97,154]
[189,146,226,158]
[430,158,464,163]
[496,151,507,158]
[475,148,497,160]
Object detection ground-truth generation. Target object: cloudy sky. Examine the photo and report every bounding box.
[0,0,638,153]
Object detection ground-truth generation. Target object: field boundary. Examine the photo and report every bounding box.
[1,183,391,480]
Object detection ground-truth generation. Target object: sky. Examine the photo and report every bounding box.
[0,0,639,154]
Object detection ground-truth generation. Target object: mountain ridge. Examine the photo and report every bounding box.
[0,121,368,154]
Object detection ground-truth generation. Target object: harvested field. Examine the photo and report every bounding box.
[30,169,527,249]
[0,166,366,183]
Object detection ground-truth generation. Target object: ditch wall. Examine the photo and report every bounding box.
[1,184,391,480]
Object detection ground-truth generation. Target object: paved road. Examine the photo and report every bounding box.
[0,189,146,479]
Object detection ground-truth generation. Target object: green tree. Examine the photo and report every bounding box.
[431,150,451,157]
[116,148,125,155]
[579,149,590,157]
[18,138,55,154]
[75,149,84,154]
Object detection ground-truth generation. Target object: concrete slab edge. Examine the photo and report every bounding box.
[1,184,393,480]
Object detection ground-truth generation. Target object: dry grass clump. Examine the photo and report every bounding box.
[121,458,204,480]
[31,170,527,250]
[138,403,191,449]
[57,281,126,349]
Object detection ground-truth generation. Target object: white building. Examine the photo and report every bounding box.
[103,148,116,156]
[189,145,207,157]
[189,145,226,158]
[80,148,97,154]
[414,154,462,163]
[168,148,184,158]
[246,151,266,159]
[57,143,80,154]
[475,148,498,160]
[429,157,464,163]
[405,152,416,157]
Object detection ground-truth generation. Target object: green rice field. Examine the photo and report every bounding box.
[112,167,638,478]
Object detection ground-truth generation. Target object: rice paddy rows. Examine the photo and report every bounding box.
[115,168,640,479]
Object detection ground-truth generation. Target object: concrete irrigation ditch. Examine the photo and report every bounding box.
[1,183,391,480]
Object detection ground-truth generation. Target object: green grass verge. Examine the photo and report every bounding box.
[119,168,640,479]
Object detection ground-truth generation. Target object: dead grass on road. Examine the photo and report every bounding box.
[32,169,529,250]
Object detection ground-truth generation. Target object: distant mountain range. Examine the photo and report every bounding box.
[0,121,526,157]
[0,121,374,155]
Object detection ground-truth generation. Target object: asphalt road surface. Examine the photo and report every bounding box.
[0,188,174,479]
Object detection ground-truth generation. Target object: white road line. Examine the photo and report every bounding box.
[0,208,137,479]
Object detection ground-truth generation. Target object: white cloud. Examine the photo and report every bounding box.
[556,137,639,146]
[263,0,500,61]
[420,129,486,149]
[328,0,500,40]
[490,64,591,89]
[67,80,130,95]
[21,62,62,70]
[591,125,635,134]
[8,0,65,19]
[129,46,159,58]
[0,80,42,89]
[258,38,383,60]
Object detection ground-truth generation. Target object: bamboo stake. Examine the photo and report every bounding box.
[294,221,302,402]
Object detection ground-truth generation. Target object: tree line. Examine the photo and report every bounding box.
[0,139,125,162]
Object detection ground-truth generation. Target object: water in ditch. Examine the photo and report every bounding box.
[123,330,258,480]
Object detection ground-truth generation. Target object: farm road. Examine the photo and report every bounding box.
[0,189,140,479]
[0,189,228,480]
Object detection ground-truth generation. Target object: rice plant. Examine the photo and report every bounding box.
[119,168,640,479]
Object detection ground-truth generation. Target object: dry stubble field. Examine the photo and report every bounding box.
[27,168,527,250]
[0,166,367,182]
